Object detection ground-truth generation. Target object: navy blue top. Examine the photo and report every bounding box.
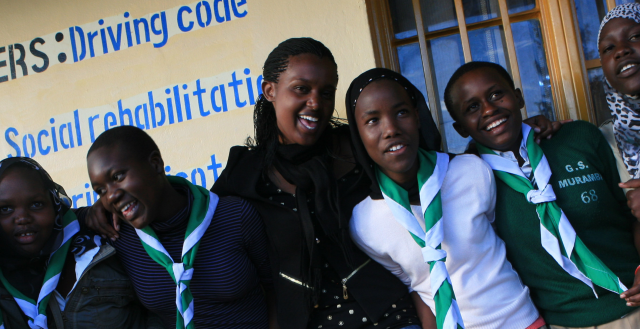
[108,186,272,328]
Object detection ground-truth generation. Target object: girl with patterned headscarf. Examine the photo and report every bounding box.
[598,3,640,222]
[0,157,152,329]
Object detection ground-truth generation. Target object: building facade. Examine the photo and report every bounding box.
[0,0,629,203]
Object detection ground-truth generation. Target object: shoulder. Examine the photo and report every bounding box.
[351,196,386,228]
[225,146,259,168]
[554,120,602,140]
[447,154,492,182]
[214,195,258,217]
[213,195,263,225]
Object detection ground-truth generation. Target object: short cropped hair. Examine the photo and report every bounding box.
[444,61,515,121]
[87,126,160,160]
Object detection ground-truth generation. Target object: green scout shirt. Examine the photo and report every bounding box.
[493,121,640,327]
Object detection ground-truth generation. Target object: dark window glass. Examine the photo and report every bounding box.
[507,0,536,15]
[512,19,555,119]
[588,67,613,125]
[463,0,501,24]
[389,0,418,39]
[469,25,509,68]
[427,34,469,153]
[419,0,458,32]
[574,0,608,60]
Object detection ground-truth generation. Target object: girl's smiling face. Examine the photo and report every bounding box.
[600,17,640,95]
[262,53,338,146]
[0,166,56,257]
[354,79,421,186]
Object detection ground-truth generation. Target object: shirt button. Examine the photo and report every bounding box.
[277,189,282,193]
[362,317,367,322]
[293,208,297,212]
[349,310,354,314]
[338,321,344,326]
[327,315,332,320]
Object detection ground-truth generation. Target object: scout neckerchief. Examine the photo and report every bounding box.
[376,149,464,329]
[0,210,80,329]
[135,176,218,329]
[477,123,627,296]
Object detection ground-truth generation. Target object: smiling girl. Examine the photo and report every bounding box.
[598,3,640,222]
[212,38,423,329]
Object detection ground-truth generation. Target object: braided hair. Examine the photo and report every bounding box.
[245,37,342,171]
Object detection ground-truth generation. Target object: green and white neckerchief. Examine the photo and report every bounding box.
[135,176,218,329]
[376,149,464,329]
[0,210,80,329]
[477,123,627,296]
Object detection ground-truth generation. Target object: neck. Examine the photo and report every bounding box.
[385,156,419,191]
[505,135,525,167]
[155,179,188,223]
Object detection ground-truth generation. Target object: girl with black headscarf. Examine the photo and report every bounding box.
[0,157,151,329]
[346,68,544,329]
[212,38,422,329]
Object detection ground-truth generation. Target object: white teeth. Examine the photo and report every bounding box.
[486,118,507,131]
[20,233,34,237]
[388,144,405,152]
[299,115,318,122]
[121,201,135,213]
[621,63,636,73]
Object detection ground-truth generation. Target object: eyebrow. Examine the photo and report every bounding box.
[361,109,379,118]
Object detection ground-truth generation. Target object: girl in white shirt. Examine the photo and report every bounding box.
[344,68,544,329]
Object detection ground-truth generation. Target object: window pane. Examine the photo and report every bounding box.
[419,0,458,32]
[588,67,613,125]
[469,25,509,68]
[616,0,640,5]
[463,0,501,24]
[574,0,608,60]
[389,0,418,39]
[512,19,555,119]
[397,43,429,98]
[427,34,469,154]
[507,0,536,14]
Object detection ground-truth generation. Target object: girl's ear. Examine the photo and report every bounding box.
[453,121,470,138]
[514,88,525,109]
[148,151,165,175]
[262,80,277,102]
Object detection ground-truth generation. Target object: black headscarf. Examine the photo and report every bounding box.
[345,68,442,199]
[0,157,72,300]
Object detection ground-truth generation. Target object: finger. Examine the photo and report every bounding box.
[112,213,120,232]
[620,179,640,189]
[559,119,573,124]
[621,284,640,299]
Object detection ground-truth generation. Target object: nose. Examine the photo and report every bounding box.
[306,91,322,110]
[14,209,33,225]
[105,185,123,206]
[481,99,498,118]
[382,117,401,139]
[614,43,632,60]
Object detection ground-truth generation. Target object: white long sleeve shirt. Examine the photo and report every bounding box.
[350,154,539,329]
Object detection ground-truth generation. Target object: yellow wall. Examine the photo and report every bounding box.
[0,0,376,206]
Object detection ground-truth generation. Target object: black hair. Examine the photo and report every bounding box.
[87,126,160,160]
[245,37,341,171]
[443,61,515,121]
